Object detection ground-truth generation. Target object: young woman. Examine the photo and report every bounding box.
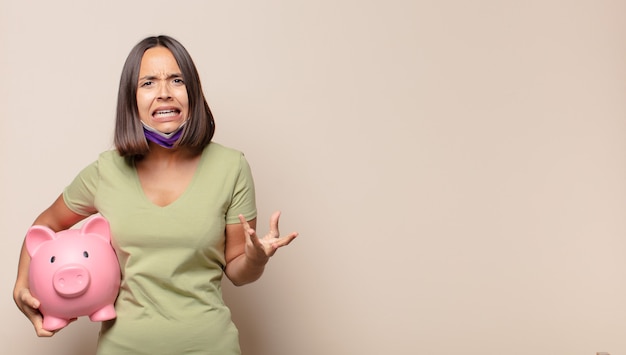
[13,35,298,354]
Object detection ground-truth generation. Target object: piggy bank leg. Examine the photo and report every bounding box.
[89,304,117,322]
[42,315,70,331]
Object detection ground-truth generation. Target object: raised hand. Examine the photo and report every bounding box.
[238,211,299,265]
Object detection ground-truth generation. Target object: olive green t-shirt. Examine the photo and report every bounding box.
[63,142,256,355]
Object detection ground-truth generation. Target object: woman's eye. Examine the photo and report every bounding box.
[141,81,153,87]
[173,78,184,85]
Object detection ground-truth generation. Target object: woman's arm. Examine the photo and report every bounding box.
[13,194,89,337]
[224,211,298,286]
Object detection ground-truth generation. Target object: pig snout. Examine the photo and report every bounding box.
[53,265,91,298]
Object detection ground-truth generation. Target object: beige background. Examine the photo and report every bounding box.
[1,1,625,354]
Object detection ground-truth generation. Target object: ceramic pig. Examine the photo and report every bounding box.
[26,215,121,331]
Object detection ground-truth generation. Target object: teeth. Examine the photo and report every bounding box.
[154,110,177,116]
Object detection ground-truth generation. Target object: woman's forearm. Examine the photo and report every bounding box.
[224,253,267,286]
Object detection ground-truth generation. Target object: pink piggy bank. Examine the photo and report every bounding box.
[26,215,120,331]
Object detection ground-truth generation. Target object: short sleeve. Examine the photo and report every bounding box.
[225,154,257,224]
[63,159,100,216]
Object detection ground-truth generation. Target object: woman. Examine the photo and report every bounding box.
[13,35,298,354]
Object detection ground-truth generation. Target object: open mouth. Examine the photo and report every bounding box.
[153,109,181,118]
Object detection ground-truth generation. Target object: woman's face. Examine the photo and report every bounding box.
[136,46,189,133]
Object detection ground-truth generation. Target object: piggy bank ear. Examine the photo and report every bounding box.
[25,226,57,257]
[81,215,112,243]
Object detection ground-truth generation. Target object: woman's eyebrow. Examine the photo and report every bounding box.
[138,73,183,81]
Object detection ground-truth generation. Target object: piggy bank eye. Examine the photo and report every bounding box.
[83,251,89,258]
[50,256,56,263]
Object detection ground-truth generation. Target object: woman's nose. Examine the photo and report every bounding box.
[157,83,172,100]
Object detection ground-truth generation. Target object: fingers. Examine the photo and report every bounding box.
[238,214,256,237]
[34,318,55,337]
[18,288,39,309]
[18,289,41,318]
[239,214,264,252]
[269,210,299,245]
[17,290,55,337]
[242,211,299,255]
[272,231,299,249]
[269,211,281,237]
[237,214,249,230]
[267,211,298,252]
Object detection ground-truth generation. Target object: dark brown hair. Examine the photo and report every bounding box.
[114,35,215,163]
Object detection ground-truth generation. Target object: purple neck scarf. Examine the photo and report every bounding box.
[142,121,186,149]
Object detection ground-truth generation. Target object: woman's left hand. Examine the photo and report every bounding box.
[238,211,299,265]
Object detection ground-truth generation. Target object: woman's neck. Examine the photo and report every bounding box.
[141,143,198,165]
